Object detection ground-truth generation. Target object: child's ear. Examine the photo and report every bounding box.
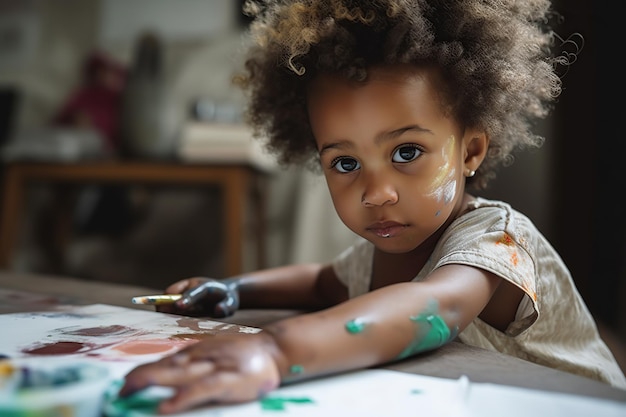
[463,129,489,175]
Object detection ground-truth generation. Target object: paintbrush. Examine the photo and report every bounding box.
[131,294,182,305]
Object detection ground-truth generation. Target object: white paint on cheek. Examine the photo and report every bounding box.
[441,177,457,205]
[429,173,457,209]
[426,136,458,205]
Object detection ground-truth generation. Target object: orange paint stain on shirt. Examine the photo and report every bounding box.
[495,233,519,266]
[496,233,514,246]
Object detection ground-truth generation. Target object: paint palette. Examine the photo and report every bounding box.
[0,358,111,417]
[0,303,260,380]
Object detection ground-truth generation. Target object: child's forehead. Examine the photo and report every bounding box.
[307,64,455,127]
[307,64,449,109]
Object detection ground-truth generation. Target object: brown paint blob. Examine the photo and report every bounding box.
[21,341,99,355]
[61,325,136,336]
[175,317,204,332]
[175,317,248,334]
[169,333,214,341]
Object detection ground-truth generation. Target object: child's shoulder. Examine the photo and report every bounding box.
[463,196,536,232]
[466,195,514,214]
[447,196,548,257]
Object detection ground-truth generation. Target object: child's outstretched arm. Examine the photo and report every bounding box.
[120,263,500,413]
[155,263,348,317]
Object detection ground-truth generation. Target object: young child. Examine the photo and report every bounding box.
[120,0,626,412]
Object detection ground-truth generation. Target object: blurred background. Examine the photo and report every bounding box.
[0,1,623,352]
[0,0,361,288]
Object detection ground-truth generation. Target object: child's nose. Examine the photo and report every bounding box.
[361,175,398,207]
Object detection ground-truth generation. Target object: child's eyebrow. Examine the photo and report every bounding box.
[375,125,433,145]
[318,125,433,155]
[318,140,350,155]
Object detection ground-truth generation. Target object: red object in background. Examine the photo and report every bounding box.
[53,51,127,153]
[50,52,134,237]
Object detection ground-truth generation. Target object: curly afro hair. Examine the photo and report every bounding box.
[234,0,566,189]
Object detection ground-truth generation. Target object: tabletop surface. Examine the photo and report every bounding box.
[1,270,625,403]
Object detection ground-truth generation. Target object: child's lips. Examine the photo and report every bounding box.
[367,221,407,238]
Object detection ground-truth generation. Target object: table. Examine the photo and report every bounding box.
[0,161,269,277]
[1,270,625,403]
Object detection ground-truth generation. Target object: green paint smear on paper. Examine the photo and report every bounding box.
[397,302,452,360]
[260,396,315,411]
[103,380,164,417]
[107,394,160,415]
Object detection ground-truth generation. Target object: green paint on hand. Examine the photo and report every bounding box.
[345,318,367,334]
[107,395,161,415]
[260,396,315,411]
[103,380,168,417]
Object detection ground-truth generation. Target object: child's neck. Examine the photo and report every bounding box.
[369,193,476,290]
[370,248,430,290]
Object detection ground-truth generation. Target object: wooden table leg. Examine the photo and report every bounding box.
[252,173,268,270]
[223,169,246,277]
[0,165,24,268]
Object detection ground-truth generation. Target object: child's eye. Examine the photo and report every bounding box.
[331,157,361,173]
[392,144,422,163]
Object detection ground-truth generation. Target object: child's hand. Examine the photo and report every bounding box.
[157,277,240,318]
[118,332,281,414]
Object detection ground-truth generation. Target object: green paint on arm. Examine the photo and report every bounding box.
[289,364,304,374]
[345,317,367,334]
[397,312,452,360]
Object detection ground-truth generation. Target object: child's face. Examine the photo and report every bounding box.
[308,65,474,254]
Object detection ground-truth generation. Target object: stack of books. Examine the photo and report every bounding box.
[177,122,278,171]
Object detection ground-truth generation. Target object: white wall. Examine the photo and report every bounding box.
[99,0,237,43]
